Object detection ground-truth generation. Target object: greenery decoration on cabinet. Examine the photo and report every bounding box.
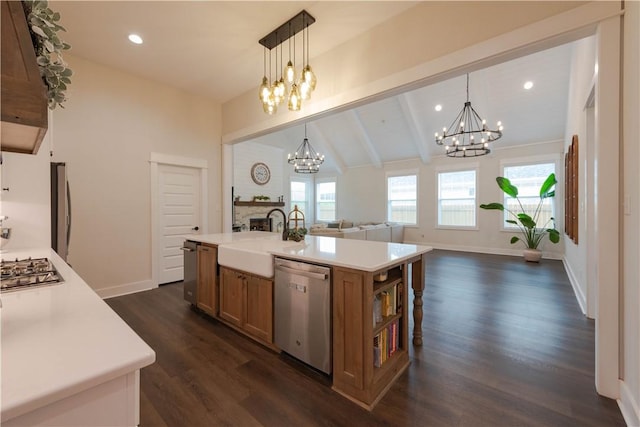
[480,173,560,262]
[23,0,72,109]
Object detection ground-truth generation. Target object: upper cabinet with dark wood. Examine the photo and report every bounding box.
[1,0,48,154]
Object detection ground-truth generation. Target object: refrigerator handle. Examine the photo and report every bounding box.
[66,180,71,253]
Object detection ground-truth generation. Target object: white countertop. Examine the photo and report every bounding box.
[185,230,279,246]
[0,248,156,422]
[268,235,432,272]
[189,233,432,272]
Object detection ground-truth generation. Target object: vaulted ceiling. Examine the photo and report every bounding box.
[54,1,576,173]
[247,41,574,173]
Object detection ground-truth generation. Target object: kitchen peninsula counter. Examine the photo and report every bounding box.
[187,233,432,272]
[186,232,431,409]
[1,248,156,426]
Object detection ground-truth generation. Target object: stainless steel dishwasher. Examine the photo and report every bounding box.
[274,257,332,374]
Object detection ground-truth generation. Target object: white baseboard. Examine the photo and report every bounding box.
[96,280,156,299]
[562,257,587,316]
[403,241,563,260]
[619,380,640,427]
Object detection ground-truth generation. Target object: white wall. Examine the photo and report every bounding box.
[620,1,640,424]
[232,141,283,202]
[51,55,221,293]
[562,36,596,315]
[318,141,564,259]
[0,130,51,252]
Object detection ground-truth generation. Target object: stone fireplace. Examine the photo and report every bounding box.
[233,202,287,232]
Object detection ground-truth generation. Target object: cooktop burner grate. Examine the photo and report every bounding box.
[0,257,64,292]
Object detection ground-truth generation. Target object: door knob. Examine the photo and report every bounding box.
[192,226,199,231]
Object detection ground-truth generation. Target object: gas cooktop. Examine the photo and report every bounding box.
[0,257,64,293]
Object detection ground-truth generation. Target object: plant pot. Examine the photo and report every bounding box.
[523,248,542,263]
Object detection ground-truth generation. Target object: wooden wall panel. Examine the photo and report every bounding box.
[565,135,579,244]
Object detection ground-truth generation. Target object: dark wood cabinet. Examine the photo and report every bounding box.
[1,0,48,154]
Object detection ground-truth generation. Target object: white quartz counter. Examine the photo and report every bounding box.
[0,248,156,423]
[185,230,279,246]
[268,235,432,272]
[187,233,432,272]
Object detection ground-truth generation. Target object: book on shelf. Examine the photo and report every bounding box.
[373,318,401,368]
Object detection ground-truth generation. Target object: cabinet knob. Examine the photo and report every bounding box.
[192,226,199,231]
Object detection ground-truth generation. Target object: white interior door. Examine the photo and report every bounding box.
[158,164,201,284]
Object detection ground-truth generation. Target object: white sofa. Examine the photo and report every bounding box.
[309,221,404,243]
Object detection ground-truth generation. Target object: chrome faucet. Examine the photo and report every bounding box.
[266,208,288,241]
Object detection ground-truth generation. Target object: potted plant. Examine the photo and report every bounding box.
[287,227,307,242]
[24,0,73,109]
[480,173,560,262]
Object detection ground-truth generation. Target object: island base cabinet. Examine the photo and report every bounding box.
[219,266,243,327]
[332,263,410,410]
[197,244,217,316]
[245,275,273,343]
[219,266,273,345]
[3,371,140,427]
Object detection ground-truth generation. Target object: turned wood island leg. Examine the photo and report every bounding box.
[411,254,426,346]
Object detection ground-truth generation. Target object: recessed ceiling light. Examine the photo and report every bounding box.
[128,34,143,45]
[523,81,534,90]
[435,104,442,112]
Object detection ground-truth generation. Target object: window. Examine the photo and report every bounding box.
[316,180,336,221]
[290,179,312,224]
[502,163,555,229]
[387,174,417,225]
[438,170,476,227]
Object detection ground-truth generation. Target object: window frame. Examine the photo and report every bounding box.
[499,155,561,233]
[289,175,314,226]
[315,177,337,223]
[435,164,479,230]
[386,170,419,227]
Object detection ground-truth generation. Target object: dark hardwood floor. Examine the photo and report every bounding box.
[107,250,625,426]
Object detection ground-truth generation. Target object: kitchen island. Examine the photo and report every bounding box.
[186,232,432,409]
[1,248,156,426]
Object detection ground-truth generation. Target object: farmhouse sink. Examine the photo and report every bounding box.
[217,239,304,278]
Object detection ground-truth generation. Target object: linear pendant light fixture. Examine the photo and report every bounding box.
[435,74,504,157]
[288,123,324,173]
[258,10,316,115]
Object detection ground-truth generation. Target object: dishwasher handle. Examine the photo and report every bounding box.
[276,265,328,281]
[180,246,195,252]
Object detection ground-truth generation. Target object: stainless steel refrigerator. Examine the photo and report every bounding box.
[51,162,71,262]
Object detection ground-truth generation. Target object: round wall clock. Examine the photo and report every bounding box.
[251,162,271,185]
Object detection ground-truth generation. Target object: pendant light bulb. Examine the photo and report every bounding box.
[263,100,277,115]
[271,81,281,104]
[285,61,296,85]
[303,65,317,91]
[259,76,270,103]
[300,80,311,101]
[277,78,286,104]
[288,83,301,111]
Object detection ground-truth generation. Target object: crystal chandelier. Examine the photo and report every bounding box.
[258,10,317,115]
[435,74,503,157]
[288,123,324,173]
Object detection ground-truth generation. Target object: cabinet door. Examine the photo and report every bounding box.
[219,267,243,327]
[244,275,273,343]
[197,244,217,315]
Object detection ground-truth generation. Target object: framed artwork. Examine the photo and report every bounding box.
[564,135,578,244]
